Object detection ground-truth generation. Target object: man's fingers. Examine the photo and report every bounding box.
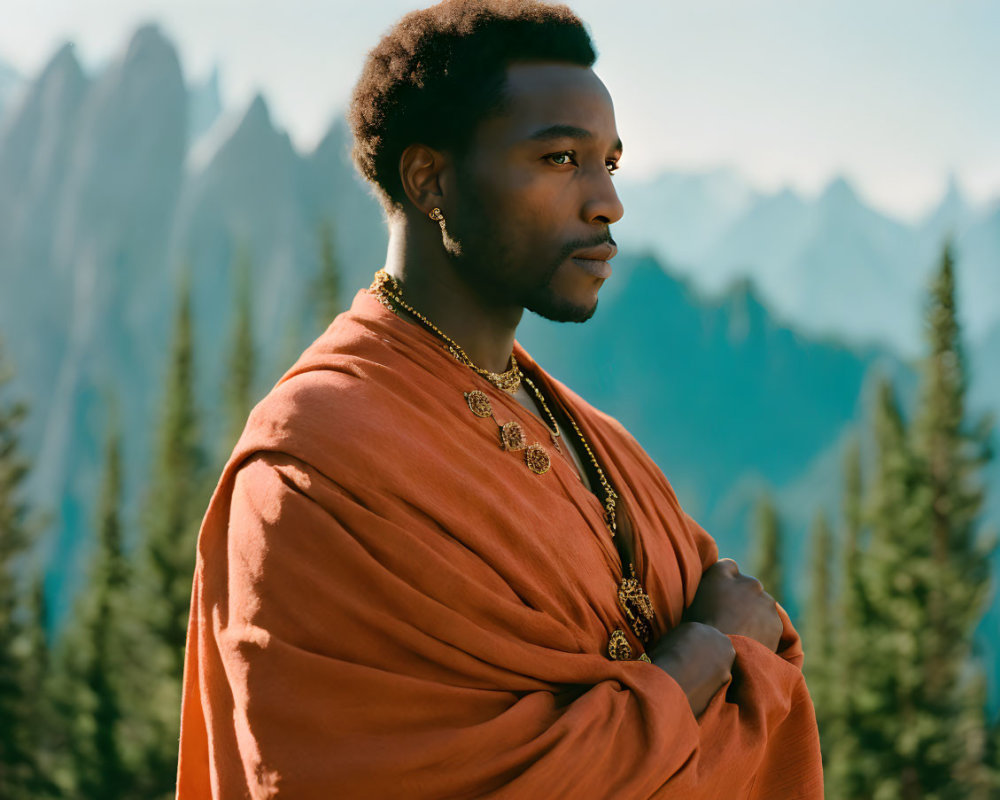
[738,573,766,594]
[714,558,739,576]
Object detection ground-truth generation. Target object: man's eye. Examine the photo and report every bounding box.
[606,161,620,175]
[547,152,576,166]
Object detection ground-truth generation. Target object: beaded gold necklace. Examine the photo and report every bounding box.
[521,373,655,647]
[369,270,521,394]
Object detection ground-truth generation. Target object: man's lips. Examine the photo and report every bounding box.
[570,242,617,262]
[569,242,617,279]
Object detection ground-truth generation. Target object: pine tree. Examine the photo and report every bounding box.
[222,244,256,460]
[315,219,342,334]
[826,437,868,800]
[909,241,994,797]
[803,510,835,758]
[0,338,46,798]
[750,491,783,605]
[831,243,995,799]
[138,269,210,795]
[69,410,131,799]
[22,574,58,798]
[864,377,924,799]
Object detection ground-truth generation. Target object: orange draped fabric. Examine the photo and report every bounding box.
[176,289,823,799]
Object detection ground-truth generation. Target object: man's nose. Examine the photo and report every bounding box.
[582,169,624,226]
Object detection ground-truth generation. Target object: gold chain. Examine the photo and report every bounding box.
[369,270,521,394]
[521,373,619,538]
[523,375,655,646]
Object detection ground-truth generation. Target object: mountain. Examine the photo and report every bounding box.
[613,166,756,272]
[617,171,1000,356]
[956,202,1000,347]
[188,64,222,142]
[4,24,188,607]
[0,55,22,123]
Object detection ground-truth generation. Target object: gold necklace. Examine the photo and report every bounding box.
[522,373,618,538]
[522,373,655,646]
[369,270,521,394]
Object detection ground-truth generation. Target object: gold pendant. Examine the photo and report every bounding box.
[499,420,526,451]
[607,629,652,663]
[607,628,633,661]
[464,390,493,418]
[617,565,655,644]
[524,443,551,475]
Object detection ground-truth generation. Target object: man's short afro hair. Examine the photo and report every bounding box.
[347,0,597,213]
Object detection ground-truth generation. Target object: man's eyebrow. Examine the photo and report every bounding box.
[526,124,623,154]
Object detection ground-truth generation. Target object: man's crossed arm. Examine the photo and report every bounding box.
[649,559,784,716]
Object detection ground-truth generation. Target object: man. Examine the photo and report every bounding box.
[176,1,823,797]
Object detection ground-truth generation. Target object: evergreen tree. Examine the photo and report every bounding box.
[909,241,994,797]
[826,437,868,800]
[315,219,342,334]
[222,244,256,459]
[750,491,783,606]
[830,243,995,798]
[862,377,924,799]
[803,510,835,758]
[69,410,131,799]
[138,270,210,795]
[0,339,46,798]
[22,574,58,798]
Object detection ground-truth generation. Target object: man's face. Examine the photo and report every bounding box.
[443,61,624,323]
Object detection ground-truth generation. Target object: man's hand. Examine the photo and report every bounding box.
[683,558,783,652]
[649,622,735,717]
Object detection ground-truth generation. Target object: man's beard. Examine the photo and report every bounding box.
[443,193,598,324]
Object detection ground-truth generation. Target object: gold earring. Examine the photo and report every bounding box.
[428,207,447,235]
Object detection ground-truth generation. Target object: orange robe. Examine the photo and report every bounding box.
[176,289,823,799]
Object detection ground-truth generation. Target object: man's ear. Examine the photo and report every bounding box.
[399,143,450,216]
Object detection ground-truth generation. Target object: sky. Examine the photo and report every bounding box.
[2,0,998,221]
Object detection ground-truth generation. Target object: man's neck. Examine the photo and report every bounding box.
[382,219,523,375]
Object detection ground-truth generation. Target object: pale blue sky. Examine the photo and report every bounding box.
[3,0,998,220]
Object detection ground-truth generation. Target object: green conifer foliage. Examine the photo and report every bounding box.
[71,414,130,799]
[138,271,210,796]
[863,377,924,799]
[909,242,994,796]
[0,339,43,798]
[750,492,784,606]
[222,244,256,459]
[803,510,835,758]
[826,437,868,800]
[828,243,995,799]
[316,220,342,332]
[143,271,207,673]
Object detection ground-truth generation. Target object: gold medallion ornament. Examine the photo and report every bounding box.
[608,630,653,663]
[617,563,656,644]
[524,443,551,475]
[607,628,633,661]
[369,270,521,394]
[465,390,493,418]
[499,420,527,451]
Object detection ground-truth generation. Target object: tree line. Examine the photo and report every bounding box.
[0,222,341,799]
[751,242,999,797]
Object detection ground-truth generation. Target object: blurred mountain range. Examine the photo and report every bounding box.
[0,55,21,121]
[0,26,997,698]
[615,168,1000,358]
